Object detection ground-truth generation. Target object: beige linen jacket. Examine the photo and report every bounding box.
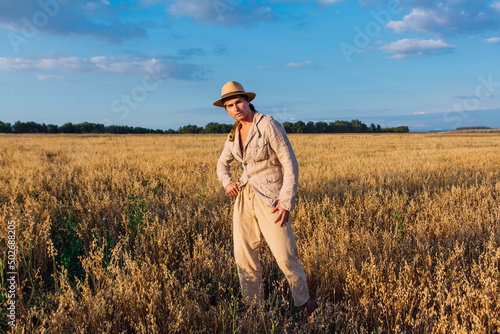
[217,112,299,212]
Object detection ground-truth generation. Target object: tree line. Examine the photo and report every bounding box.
[282,120,409,133]
[0,119,409,134]
[456,126,491,130]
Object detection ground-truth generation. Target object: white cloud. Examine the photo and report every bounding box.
[379,38,455,58]
[483,37,500,43]
[139,0,164,4]
[493,1,500,12]
[90,56,161,75]
[0,56,96,73]
[386,8,440,34]
[317,0,344,4]
[0,0,147,44]
[386,1,500,36]
[167,0,274,25]
[36,74,66,82]
[0,56,209,80]
[286,60,314,68]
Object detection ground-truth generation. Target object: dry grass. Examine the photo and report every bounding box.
[0,132,499,333]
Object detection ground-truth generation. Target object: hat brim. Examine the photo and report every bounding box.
[213,92,256,107]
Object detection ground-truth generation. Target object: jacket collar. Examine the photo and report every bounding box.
[232,112,264,160]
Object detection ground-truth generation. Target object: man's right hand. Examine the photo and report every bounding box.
[225,182,241,196]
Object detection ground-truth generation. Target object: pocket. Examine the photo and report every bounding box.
[252,138,269,162]
[266,173,282,184]
[264,173,282,198]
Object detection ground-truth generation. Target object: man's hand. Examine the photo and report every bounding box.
[271,204,289,227]
[225,182,241,196]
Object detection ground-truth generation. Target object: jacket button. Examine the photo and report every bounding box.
[244,162,247,166]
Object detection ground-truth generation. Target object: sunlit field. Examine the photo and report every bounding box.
[1,132,499,333]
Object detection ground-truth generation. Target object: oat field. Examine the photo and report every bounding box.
[1,132,499,333]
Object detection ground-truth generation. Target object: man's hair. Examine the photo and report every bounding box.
[223,94,257,112]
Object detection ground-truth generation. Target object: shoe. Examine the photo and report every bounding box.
[301,298,318,317]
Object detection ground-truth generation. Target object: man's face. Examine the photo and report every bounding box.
[225,96,253,122]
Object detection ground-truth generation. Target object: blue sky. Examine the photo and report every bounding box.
[1,0,499,132]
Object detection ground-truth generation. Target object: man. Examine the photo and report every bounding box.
[214,81,317,315]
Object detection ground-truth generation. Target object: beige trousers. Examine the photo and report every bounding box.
[233,185,310,307]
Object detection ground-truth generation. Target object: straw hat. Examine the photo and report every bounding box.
[213,81,256,107]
